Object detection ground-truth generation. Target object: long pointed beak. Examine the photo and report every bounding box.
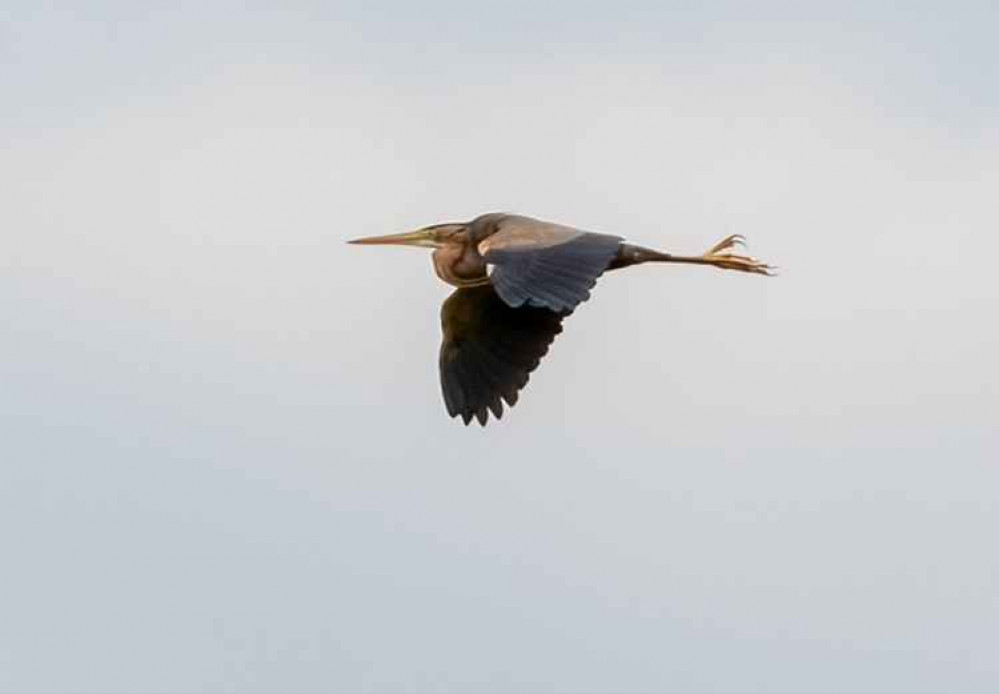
[347,228,438,248]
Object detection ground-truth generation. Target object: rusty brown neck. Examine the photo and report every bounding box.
[432,238,489,288]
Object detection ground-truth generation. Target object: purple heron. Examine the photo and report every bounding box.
[350,212,773,426]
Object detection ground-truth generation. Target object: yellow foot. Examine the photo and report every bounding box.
[702,234,776,276]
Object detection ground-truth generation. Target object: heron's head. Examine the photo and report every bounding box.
[348,222,468,249]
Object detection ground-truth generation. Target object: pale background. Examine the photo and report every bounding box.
[2,2,997,692]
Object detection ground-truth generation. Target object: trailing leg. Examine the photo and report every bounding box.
[608,236,774,276]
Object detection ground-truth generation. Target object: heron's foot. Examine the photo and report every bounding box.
[701,235,776,276]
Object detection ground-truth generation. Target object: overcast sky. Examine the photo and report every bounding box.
[2,2,998,693]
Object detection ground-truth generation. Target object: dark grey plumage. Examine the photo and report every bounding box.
[485,231,622,312]
[439,285,566,425]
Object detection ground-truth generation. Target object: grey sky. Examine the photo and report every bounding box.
[2,3,997,693]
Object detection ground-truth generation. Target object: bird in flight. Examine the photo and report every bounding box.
[350,213,773,426]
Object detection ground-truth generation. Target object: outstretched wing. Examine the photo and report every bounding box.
[478,215,622,312]
[439,285,567,426]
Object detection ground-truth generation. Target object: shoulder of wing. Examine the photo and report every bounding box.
[477,215,587,257]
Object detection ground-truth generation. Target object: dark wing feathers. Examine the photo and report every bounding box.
[478,215,622,312]
[439,285,566,426]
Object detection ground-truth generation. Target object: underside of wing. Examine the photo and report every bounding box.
[478,215,622,312]
[439,285,566,426]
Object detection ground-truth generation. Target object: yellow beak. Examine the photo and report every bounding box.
[347,228,439,248]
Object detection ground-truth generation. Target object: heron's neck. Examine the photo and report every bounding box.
[432,245,488,288]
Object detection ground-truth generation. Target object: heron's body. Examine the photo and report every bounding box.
[350,212,772,425]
